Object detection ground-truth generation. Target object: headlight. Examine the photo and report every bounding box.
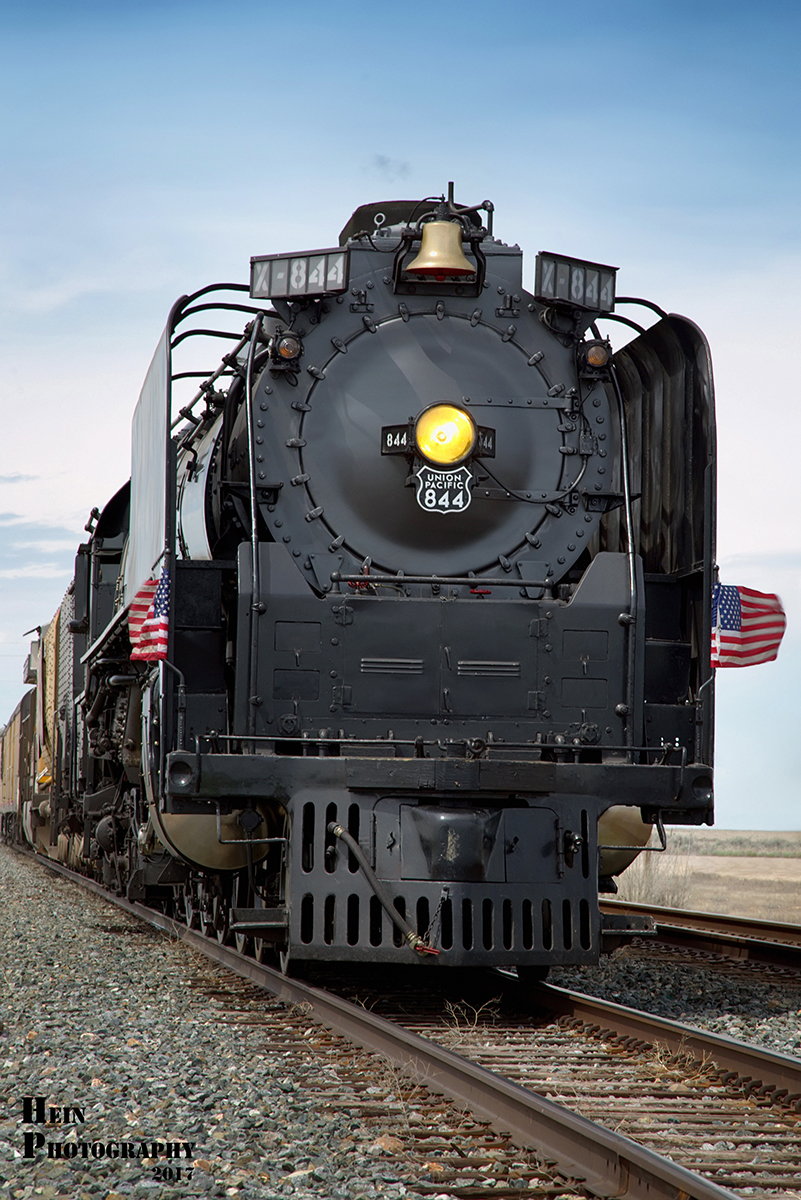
[414,404,477,466]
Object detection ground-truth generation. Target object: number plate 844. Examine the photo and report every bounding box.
[414,465,472,514]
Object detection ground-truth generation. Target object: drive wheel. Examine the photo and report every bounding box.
[183,881,201,930]
[212,892,231,945]
[253,932,272,964]
[198,880,216,939]
[233,873,253,956]
[253,812,290,967]
[276,817,296,975]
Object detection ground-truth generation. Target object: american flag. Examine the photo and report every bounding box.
[129,567,170,661]
[711,583,786,668]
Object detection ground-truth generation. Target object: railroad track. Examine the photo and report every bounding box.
[601,899,801,970]
[332,970,801,1196]
[13,850,801,1200]
[523,978,801,1106]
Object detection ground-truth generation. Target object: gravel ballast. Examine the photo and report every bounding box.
[0,848,584,1200]
[3,845,800,1200]
[550,946,801,1058]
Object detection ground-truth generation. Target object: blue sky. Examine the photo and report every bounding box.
[1,0,799,827]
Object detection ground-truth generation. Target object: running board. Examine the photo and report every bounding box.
[230,907,289,937]
[601,912,656,938]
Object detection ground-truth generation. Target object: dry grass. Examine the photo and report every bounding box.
[669,829,801,858]
[615,829,801,921]
[438,996,503,1049]
[615,845,691,907]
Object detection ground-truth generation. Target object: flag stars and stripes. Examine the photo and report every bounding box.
[129,567,170,661]
[711,582,786,668]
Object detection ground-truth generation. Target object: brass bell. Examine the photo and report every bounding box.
[405,220,475,278]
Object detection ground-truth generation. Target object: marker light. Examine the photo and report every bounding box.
[414,404,477,466]
[585,341,610,368]
[277,335,301,359]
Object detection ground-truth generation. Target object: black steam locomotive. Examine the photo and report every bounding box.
[1,188,716,977]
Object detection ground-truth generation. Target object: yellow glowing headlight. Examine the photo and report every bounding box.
[414,404,476,466]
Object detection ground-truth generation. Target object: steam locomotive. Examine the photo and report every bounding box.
[0,187,716,977]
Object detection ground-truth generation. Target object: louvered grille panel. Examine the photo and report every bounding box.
[360,658,424,674]
[457,660,520,677]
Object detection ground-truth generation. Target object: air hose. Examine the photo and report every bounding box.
[327,823,440,955]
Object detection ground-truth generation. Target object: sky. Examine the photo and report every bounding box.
[1,0,799,829]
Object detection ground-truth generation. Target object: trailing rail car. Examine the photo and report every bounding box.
[0,188,716,977]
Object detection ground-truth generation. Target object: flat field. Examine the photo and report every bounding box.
[615,829,801,923]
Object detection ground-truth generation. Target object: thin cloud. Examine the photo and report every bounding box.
[0,565,74,579]
[719,551,801,572]
[368,154,411,183]
[0,475,38,485]
[12,539,77,553]
[0,519,81,583]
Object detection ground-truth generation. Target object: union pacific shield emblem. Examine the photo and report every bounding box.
[414,465,472,514]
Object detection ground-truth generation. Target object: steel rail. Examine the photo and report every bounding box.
[18,852,739,1200]
[526,980,801,1105]
[601,898,801,968]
